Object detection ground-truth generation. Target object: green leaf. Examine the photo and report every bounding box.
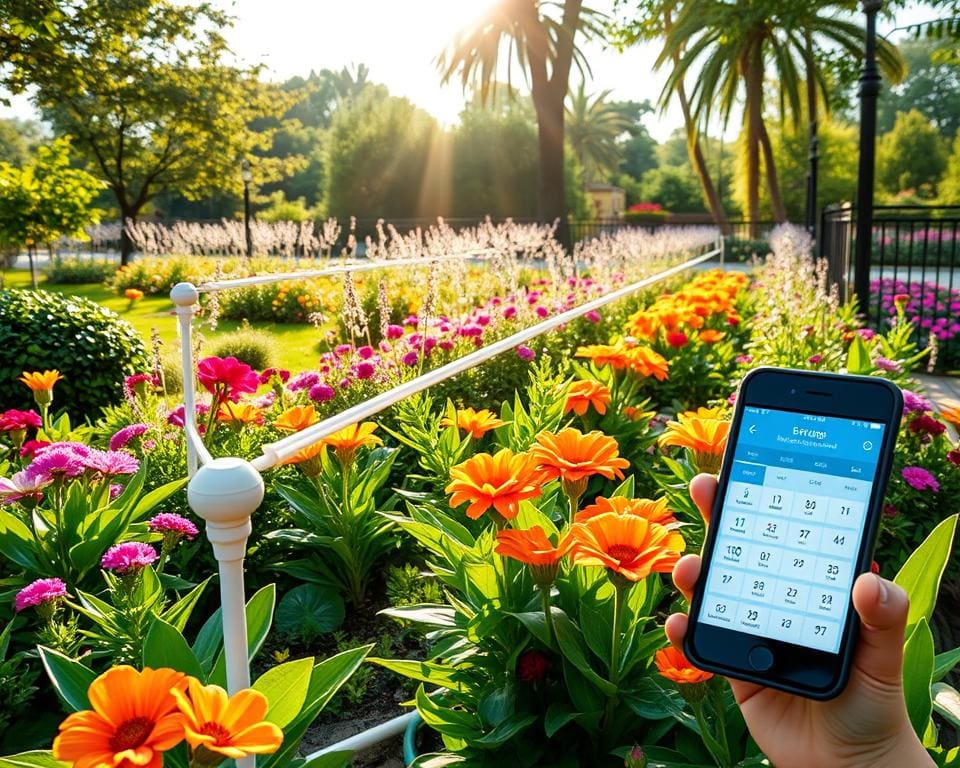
[162,577,211,632]
[622,676,686,720]
[367,658,463,689]
[253,656,314,729]
[934,647,960,682]
[300,753,353,768]
[895,515,958,632]
[142,618,204,680]
[933,683,960,729]
[415,685,482,740]
[210,584,276,687]
[38,646,95,712]
[544,701,579,738]
[846,333,873,374]
[276,584,344,640]
[508,609,557,650]
[902,617,935,739]
[0,753,69,768]
[552,612,616,696]
[127,477,188,522]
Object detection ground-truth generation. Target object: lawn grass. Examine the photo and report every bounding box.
[0,267,324,372]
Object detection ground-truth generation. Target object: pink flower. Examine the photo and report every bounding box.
[196,356,259,402]
[404,315,419,327]
[535,306,549,318]
[0,470,52,504]
[124,373,157,398]
[83,449,140,477]
[167,403,210,428]
[0,409,42,432]
[439,339,455,351]
[109,484,124,500]
[149,513,199,540]
[25,443,90,483]
[902,390,933,415]
[309,383,336,402]
[252,391,277,409]
[402,351,419,366]
[517,345,536,361]
[386,324,405,340]
[874,357,901,373]
[476,314,491,326]
[101,542,157,573]
[585,310,601,323]
[357,345,375,359]
[14,578,67,613]
[902,466,940,493]
[503,306,517,320]
[735,355,753,364]
[808,354,823,365]
[19,439,50,459]
[258,368,290,385]
[355,362,376,380]
[109,423,149,451]
[288,372,320,392]
[857,328,877,340]
[335,343,354,357]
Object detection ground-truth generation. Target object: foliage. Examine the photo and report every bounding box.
[878,38,960,139]
[0,138,102,251]
[566,82,634,182]
[878,110,950,199]
[941,130,960,204]
[385,563,443,608]
[276,584,345,644]
[209,325,278,372]
[0,622,39,736]
[0,118,44,166]
[0,288,148,421]
[43,257,116,285]
[257,190,318,223]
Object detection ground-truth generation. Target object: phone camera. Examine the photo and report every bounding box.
[790,388,797,395]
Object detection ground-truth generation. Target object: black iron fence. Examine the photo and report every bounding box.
[821,204,960,373]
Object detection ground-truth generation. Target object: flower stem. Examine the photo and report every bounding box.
[539,585,555,647]
[601,583,628,740]
[691,698,731,768]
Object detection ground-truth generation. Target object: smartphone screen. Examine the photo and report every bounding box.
[697,405,886,654]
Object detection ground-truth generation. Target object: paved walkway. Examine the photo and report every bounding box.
[917,374,960,404]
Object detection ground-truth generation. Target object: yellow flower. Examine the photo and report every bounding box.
[19,369,62,392]
[324,422,382,465]
[658,412,730,475]
[274,405,319,432]
[440,407,506,438]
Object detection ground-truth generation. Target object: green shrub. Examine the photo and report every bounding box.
[725,237,771,262]
[44,257,117,284]
[0,289,147,421]
[623,209,670,225]
[208,325,277,371]
[159,348,184,396]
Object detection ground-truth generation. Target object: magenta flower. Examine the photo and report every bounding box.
[124,373,157,398]
[857,328,877,340]
[0,470,52,504]
[109,484,124,501]
[258,368,290,385]
[287,371,320,392]
[503,306,517,320]
[84,449,140,477]
[19,439,50,459]
[874,357,901,373]
[149,513,199,540]
[309,383,336,402]
[357,345,375,359]
[167,403,210,428]
[735,355,753,365]
[585,310,601,323]
[14,578,67,613]
[109,423,149,451]
[335,343,354,357]
[252,391,277,409]
[24,442,90,484]
[902,390,933,415]
[902,466,940,493]
[517,345,536,361]
[386,324,404,340]
[807,354,823,365]
[535,306,549,319]
[101,542,157,573]
[402,351,419,366]
[355,362,375,380]
[0,409,42,432]
[196,356,259,402]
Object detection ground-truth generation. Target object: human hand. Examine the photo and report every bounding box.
[665,474,934,768]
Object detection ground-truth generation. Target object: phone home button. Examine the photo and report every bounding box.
[748,645,775,672]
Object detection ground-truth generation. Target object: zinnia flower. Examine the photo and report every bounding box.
[531,428,629,500]
[24,442,90,484]
[15,577,67,613]
[19,369,63,392]
[439,407,505,438]
[84,449,141,477]
[576,496,677,526]
[149,513,199,541]
[274,405,319,432]
[279,442,325,478]
[655,646,713,684]
[576,343,632,369]
[565,380,611,416]
[0,469,51,504]
[309,383,336,402]
[197,356,259,403]
[698,329,726,344]
[495,526,570,585]
[216,403,264,426]
[567,513,685,583]
[446,448,545,522]
[908,414,946,437]
[516,649,551,683]
[902,466,940,493]
[0,408,42,432]
[110,423,150,451]
[516,345,536,361]
[902,390,933,415]
[323,422,381,465]
[171,677,283,760]
[626,346,670,381]
[52,666,188,768]
[658,412,730,474]
[101,542,158,573]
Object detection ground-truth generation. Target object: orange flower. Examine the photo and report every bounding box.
[446,448,545,521]
[576,496,677,527]
[279,441,325,477]
[625,346,669,381]
[567,513,685,582]
[532,428,629,484]
[217,403,263,425]
[172,677,283,760]
[575,343,632,370]
[655,646,714,684]
[19,369,62,392]
[682,406,727,419]
[323,422,382,465]
[125,288,145,301]
[496,525,570,585]
[698,329,726,344]
[939,399,960,430]
[440,407,505,438]
[274,405,319,432]
[565,380,611,416]
[53,665,188,768]
[658,412,730,474]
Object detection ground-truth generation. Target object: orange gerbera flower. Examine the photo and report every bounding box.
[274,405,319,432]
[172,677,283,761]
[655,646,714,684]
[565,380,612,416]
[576,496,677,527]
[532,428,629,484]
[575,343,632,369]
[658,412,730,474]
[625,346,669,381]
[567,513,685,583]
[698,329,726,344]
[939,399,960,429]
[52,665,187,768]
[681,406,728,420]
[217,403,263,425]
[19,369,63,392]
[446,448,545,522]
[440,407,505,438]
[323,422,382,465]
[496,525,570,585]
[279,441,325,477]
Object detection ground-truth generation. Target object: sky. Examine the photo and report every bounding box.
[0,0,937,142]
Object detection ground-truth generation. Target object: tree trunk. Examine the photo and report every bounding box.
[758,119,787,222]
[744,43,764,238]
[533,87,569,251]
[28,244,37,289]
[120,209,137,266]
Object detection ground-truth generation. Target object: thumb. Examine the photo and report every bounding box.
[850,573,910,685]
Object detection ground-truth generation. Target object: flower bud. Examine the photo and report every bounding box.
[624,745,647,768]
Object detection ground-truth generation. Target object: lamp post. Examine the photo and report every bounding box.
[241,159,253,260]
[853,0,882,319]
[804,32,819,236]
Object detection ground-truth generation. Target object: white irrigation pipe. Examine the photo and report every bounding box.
[250,243,721,472]
[304,712,414,761]
[197,249,496,292]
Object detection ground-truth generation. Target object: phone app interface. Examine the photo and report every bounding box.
[698,407,885,653]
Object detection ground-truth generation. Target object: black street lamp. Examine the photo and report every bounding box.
[804,32,819,235]
[241,158,253,259]
[853,0,882,319]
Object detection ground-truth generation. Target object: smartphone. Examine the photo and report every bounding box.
[684,367,903,699]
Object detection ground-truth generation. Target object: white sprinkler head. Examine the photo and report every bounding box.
[188,458,264,560]
[170,281,200,307]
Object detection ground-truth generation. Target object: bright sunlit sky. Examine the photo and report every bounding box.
[0,0,938,142]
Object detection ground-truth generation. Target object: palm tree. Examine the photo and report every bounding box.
[659,0,902,234]
[438,0,604,247]
[565,81,633,180]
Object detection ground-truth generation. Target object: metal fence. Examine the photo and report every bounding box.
[821,204,960,373]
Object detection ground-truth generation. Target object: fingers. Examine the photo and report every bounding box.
[673,554,701,602]
[690,473,718,523]
[851,573,910,685]
[665,612,688,648]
